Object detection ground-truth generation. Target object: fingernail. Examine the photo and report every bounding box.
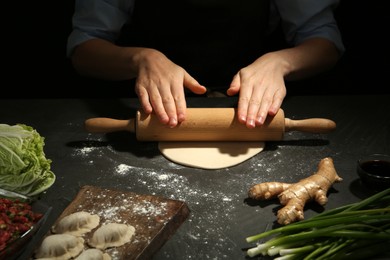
[248,119,255,128]
[177,113,185,123]
[257,116,264,125]
[169,118,177,128]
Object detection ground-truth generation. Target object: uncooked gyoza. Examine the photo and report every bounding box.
[34,234,84,259]
[51,211,100,236]
[75,248,111,260]
[88,223,135,250]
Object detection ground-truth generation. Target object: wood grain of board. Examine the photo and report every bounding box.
[33,185,190,260]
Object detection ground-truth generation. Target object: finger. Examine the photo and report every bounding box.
[268,89,286,116]
[135,83,153,115]
[159,92,179,128]
[227,73,241,96]
[171,83,187,123]
[236,84,252,125]
[254,84,286,126]
[254,94,272,126]
[246,92,266,128]
[147,86,171,126]
[183,72,207,95]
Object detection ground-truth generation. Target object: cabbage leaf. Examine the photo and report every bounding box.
[0,124,55,196]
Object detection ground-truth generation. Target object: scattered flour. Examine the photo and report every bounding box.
[71,135,106,160]
[71,133,330,259]
[115,164,133,175]
[71,188,172,260]
[73,147,98,157]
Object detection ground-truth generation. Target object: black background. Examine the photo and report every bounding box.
[4,0,389,97]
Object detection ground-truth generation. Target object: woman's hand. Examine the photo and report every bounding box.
[227,52,287,128]
[134,49,207,127]
[227,38,340,128]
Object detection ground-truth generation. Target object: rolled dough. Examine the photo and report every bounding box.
[158,141,265,169]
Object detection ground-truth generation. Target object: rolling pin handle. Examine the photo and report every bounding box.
[84,118,135,133]
[284,118,336,134]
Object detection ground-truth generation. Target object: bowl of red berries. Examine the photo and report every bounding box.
[0,189,51,260]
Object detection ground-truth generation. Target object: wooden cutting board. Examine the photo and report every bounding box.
[35,185,190,259]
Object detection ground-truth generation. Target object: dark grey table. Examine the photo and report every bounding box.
[1,95,389,259]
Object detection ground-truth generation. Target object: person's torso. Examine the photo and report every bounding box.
[118,0,271,88]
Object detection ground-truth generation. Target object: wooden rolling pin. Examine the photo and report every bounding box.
[84,108,336,141]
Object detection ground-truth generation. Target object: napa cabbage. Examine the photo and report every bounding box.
[0,124,55,196]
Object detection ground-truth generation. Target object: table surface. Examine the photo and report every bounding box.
[1,95,389,260]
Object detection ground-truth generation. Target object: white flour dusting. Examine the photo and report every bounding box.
[115,164,133,175]
[72,132,331,259]
[70,188,172,260]
[73,147,101,158]
[78,147,95,154]
[71,134,105,161]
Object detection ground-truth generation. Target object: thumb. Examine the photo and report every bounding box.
[183,72,207,94]
[227,73,241,96]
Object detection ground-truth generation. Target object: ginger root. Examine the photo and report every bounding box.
[248,157,342,225]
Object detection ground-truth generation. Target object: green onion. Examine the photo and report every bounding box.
[246,188,390,259]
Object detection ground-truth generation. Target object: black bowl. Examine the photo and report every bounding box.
[357,154,390,191]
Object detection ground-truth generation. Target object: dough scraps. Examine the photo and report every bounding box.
[158,141,265,169]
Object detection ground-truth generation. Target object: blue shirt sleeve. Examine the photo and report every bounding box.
[67,0,345,57]
[67,0,134,57]
[272,0,345,54]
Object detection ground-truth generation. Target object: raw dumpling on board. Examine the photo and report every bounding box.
[51,211,100,236]
[34,234,85,259]
[88,223,135,250]
[75,248,111,260]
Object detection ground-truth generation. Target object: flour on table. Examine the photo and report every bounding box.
[115,164,133,175]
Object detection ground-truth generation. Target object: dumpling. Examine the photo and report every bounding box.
[88,223,135,250]
[34,234,84,259]
[75,249,111,260]
[51,211,100,236]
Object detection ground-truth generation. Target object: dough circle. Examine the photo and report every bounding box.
[158,141,265,169]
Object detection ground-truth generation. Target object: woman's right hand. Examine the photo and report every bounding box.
[133,49,207,127]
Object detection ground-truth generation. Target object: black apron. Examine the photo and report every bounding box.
[118,0,271,90]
